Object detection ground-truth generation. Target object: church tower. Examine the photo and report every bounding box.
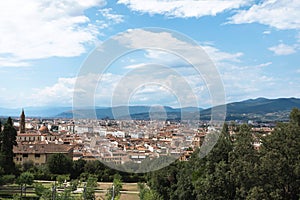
[20,109,26,133]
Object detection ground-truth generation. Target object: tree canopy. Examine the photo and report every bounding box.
[47,153,73,175]
[143,109,300,200]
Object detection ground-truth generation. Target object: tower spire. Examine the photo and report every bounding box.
[20,108,26,133]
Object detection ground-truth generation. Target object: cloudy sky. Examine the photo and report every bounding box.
[0,0,299,108]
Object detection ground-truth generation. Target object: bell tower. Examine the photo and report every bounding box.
[20,109,26,133]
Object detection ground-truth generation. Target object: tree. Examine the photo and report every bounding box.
[139,183,163,200]
[71,158,86,179]
[290,107,300,126]
[0,174,15,185]
[193,123,235,200]
[106,174,123,200]
[16,172,34,197]
[83,174,98,200]
[229,124,259,199]
[22,160,35,171]
[257,109,300,199]
[175,162,196,200]
[34,182,46,198]
[0,117,18,174]
[56,174,70,188]
[47,153,73,175]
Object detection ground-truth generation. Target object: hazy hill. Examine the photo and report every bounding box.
[200,97,300,121]
[58,106,202,119]
[1,98,300,121]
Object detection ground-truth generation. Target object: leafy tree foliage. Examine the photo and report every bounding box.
[16,172,34,197]
[34,182,47,198]
[106,174,123,200]
[71,158,86,179]
[139,183,163,200]
[47,153,73,175]
[229,124,259,199]
[56,174,70,188]
[83,174,98,200]
[256,108,300,199]
[144,109,300,200]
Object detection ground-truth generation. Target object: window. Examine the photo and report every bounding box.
[23,154,28,157]
[35,154,40,158]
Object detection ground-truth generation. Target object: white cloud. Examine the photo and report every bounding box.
[124,63,148,69]
[0,0,106,67]
[201,45,243,63]
[257,62,272,68]
[30,77,77,106]
[230,0,300,30]
[0,57,31,67]
[118,0,250,18]
[30,73,123,107]
[99,8,124,24]
[268,43,297,55]
[263,30,271,35]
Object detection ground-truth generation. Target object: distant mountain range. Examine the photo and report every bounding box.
[1,97,300,121]
[200,97,300,121]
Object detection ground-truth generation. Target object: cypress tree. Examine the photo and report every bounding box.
[0,117,18,174]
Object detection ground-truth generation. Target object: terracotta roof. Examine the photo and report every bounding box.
[13,143,73,154]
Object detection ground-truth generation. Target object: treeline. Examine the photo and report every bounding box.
[141,108,300,200]
[0,154,145,185]
[27,155,144,182]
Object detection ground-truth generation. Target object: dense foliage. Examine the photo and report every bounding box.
[0,117,17,175]
[143,108,300,200]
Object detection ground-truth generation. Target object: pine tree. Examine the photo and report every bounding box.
[229,124,259,199]
[258,108,300,199]
[193,123,235,199]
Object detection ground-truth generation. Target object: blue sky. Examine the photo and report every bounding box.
[0,0,299,108]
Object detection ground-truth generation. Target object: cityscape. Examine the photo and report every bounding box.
[0,0,300,199]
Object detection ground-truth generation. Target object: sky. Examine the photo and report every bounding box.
[0,0,300,109]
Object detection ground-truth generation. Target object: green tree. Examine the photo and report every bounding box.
[290,107,300,126]
[229,124,259,199]
[257,109,300,199]
[106,174,123,200]
[70,179,79,191]
[47,153,73,175]
[56,174,70,188]
[147,162,179,200]
[22,160,35,171]
[83,174,98,200]
[34,182,46,198]
[0,174,15,185]
[71,158,86,179]
[175,162,195,200]
[193,123,234,200]
[16,172,34,197]
[0,117,17,174]
[138,183,163,200]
